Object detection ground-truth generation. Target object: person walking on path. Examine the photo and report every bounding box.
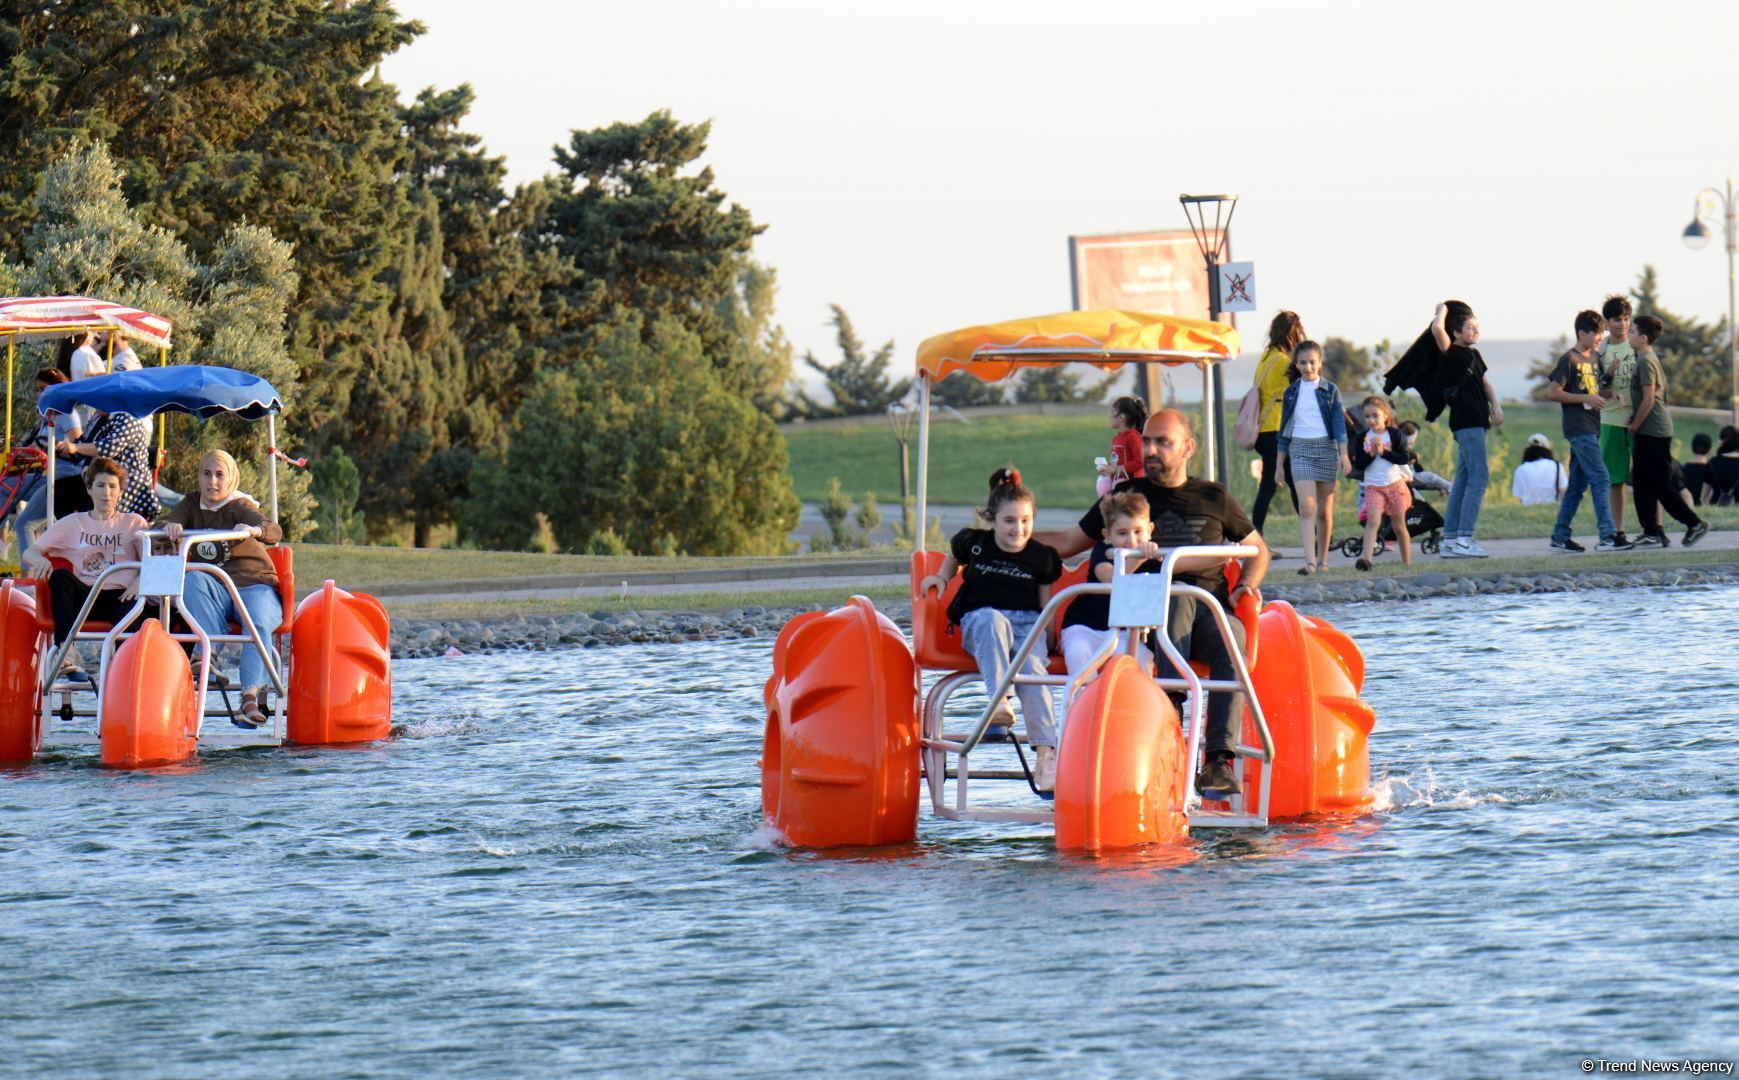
[1250,310,1304,534]
[1274,340,1350,574]
[1431,301,1502,557]
[1626,316,1708,548]
[1596,294,1638,543]
[1545,310,1629,552]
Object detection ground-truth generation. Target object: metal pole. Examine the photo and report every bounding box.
[4,336,12,454]
[1207,252,1229,486]
[1727,179,1738,428]
[267,413,280,521]
[915,378,931,554]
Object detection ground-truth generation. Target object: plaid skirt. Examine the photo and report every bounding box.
[1288,436,1341,483]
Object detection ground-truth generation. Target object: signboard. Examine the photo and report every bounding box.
[1216,261,1256,313]
[1067,229,1227,320]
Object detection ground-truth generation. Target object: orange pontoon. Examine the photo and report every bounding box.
[763,310,1376,851]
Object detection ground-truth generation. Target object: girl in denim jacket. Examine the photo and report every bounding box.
[1275,341,1351,573]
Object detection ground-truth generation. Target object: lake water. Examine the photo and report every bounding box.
[2,585,1737,1076]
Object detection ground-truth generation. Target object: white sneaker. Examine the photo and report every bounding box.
[1033,745,1058,793]
[988,696,1016,728]
[1460,540,1491,558]
[1439,538,1470,558]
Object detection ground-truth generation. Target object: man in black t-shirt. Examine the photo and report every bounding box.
[1042,409,1270,798]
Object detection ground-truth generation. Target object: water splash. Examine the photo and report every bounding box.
[1371,767,1511,812]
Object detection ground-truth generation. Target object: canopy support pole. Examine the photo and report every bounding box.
[1200,362,1216,483]
[104,332,114,375]
[916,377,931,555]
[43,421,53,528]
[155,346,166,482]
[266,414,280,522]
[4,335,13,454]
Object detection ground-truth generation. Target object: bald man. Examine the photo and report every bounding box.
[1040,409,1270,797]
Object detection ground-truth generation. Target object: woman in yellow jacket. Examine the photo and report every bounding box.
[1251,309,1305,533]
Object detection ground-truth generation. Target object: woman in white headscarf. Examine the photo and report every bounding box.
[161,449,283,728]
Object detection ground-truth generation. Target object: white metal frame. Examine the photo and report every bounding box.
[918,545,1274,828]
[38,527,290,751]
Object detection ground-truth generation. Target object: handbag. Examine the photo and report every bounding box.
[1233,384,1262,450]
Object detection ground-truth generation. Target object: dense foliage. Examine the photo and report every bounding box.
[0,5,801,553]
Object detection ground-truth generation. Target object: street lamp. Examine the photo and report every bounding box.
[1180,192,1239,483]
[1682,179,1739,427]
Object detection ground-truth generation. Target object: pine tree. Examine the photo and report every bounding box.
[931,371,1007,408]
[11,143,309,530]
[797,305,911,417]
[1630,264,1729,409]
[547,110,763,365]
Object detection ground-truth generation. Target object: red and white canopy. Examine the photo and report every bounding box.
[0,295,173,349]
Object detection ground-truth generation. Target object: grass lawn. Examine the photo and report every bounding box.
[384,584,911,621]
[784,403,1737,546]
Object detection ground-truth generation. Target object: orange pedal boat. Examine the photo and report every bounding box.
[761,310,1376,851]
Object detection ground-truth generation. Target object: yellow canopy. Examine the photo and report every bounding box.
[915,309,1240,383]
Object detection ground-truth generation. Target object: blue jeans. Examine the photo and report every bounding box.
[1552,432,1617,543]
[180,574,283,690]
[959,607,1056,747]
[1443,426,1489,541]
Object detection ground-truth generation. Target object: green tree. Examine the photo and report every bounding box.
[343,189,464,546]
[1630,264,1729,409]
[547,110,763,366]
[310,446,365,544]
[1322,336,1382,396]
[8,143,310,531]
[461,314,799,556]
[930,371,1006,408]
[0,1,426,444]
[1526,335,1571,402]
[1013,365,1114,404]
[714,260,795,418]
[797,305,911,417]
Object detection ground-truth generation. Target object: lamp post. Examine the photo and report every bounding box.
[886,400,914,503]
[1180,193,1239,484]
[1682,178,1739,427]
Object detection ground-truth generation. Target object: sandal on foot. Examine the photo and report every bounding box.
[233,695,269,730]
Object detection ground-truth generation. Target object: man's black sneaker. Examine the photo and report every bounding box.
[1196,753,1243,798]
[1596,535,1635,551]
[1633,532,1669,548]
[1684,521,1709,547]
[1549,537,1585,553]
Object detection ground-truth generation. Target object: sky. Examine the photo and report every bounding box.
[379,0,1739,379]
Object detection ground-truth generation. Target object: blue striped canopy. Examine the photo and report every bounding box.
[38,366,282,420]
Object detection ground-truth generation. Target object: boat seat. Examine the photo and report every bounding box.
[908,549,1084,676]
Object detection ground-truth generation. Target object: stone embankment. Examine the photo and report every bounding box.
[388,563,1739,659]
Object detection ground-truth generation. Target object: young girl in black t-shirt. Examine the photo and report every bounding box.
[919,467,1063,791]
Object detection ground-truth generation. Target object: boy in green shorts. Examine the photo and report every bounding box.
[1596,293,1636,544]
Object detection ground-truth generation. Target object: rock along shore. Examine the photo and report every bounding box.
[388,562,1739,660]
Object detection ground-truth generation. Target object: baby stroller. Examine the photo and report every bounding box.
[1339,487,1444,558]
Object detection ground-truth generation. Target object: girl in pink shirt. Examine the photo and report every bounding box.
[23,457,151,647]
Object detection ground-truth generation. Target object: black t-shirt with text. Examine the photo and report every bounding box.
[946,528,1062,621]
[1077,476,1255,599]
[1442,344,1491,431]
[1548,349,1602,439]
[1060,541,1159,631]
